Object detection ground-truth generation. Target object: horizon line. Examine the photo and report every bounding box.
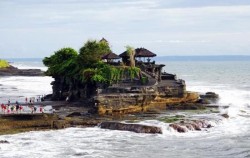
[2,55,250,59]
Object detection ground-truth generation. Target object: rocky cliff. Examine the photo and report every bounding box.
[0,65,44,76]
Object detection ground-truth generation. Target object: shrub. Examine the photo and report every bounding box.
[0,60,10,68]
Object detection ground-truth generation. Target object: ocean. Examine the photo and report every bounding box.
[0,57,250,158]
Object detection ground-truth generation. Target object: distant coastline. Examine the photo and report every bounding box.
[3,55,250,62]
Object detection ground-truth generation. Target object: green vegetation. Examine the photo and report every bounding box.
[43,47,78,77]
[79,40,111,67]
[83,62,141,84]
[0,59,10,68]
[43,39,143,89]
[43,40,111,81]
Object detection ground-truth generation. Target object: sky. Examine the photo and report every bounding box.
[1,0,250,58]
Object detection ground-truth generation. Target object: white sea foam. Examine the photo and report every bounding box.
[11,62,47,71]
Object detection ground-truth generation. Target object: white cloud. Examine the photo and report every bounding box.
[0,0,250,57]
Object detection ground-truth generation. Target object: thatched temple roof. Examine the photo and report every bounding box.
[100,38,108,43]
[119,48,156,58]
[102,52,120,59]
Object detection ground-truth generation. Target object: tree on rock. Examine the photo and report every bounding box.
[79,40,111,68]
[43,47,78,77]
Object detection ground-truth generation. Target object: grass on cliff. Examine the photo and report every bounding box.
[0,59,10,68]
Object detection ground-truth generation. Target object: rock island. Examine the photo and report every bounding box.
[45,38,201,116]
[0,38,220,135]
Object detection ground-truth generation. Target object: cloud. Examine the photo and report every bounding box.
[0,0,250,57]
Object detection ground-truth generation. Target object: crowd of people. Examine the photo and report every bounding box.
[0,96,46,114]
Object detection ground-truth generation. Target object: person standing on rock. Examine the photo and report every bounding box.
[34,106,37,113]
[16,104,19,113]
[10,105,14,113]
[3,104,6,114]
[31,106,34,114]
[1,103,4,112]
[7,105,10,114]
[39,106,43,113]
[19,105,23,113]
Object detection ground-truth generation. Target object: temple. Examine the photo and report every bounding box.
[94,40,189,115]
[97,45,186,97]
[50,38,198,115]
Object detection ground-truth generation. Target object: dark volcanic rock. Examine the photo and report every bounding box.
[99,122,162,134]
[169,120,212,133]
[52,120,69,129]
[67,112,82,117]
[0,65,44,76]
[200,92,219,104]
[167,103,206,110]
[169,124,187,133]
[221,114,229,118]
[205,92,219,98]
[0,140,9,144]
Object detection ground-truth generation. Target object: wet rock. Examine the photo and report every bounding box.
[205,92,219,98]
[0,140,9,144]
[190,123,202,131]
[52,120,69,129]
[200,92,219,104]
[0,65,44,76]
[67,112,82,117]
[167,103,205,110]
[99,122,162,134]
[193,120,211,128]
[169,124,188,133]
[221,114,229,118]
[170,120,212,133]
[183,123,195,131]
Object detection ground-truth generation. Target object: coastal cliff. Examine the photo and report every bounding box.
[43,39,204,116]
[0,65,44,76]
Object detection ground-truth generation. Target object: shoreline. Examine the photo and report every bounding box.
[0,96,227,135]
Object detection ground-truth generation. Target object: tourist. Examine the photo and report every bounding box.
[19,105,23,113]
[8,99,10,105]
[10,105,14,113]
[39,106,43,113]
[34,106,37,113]
[16,104,19,113]
[7,105,10,114]
[1,103,4,111]
[3,105,6,114]
[1,104,6,113]
[31,106,34,114]
[25,97,28,103]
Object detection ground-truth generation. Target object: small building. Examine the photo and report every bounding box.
[101,52,120,65]
[119,48,156,63]
[119,47,164,81]
[100,38,109,43]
